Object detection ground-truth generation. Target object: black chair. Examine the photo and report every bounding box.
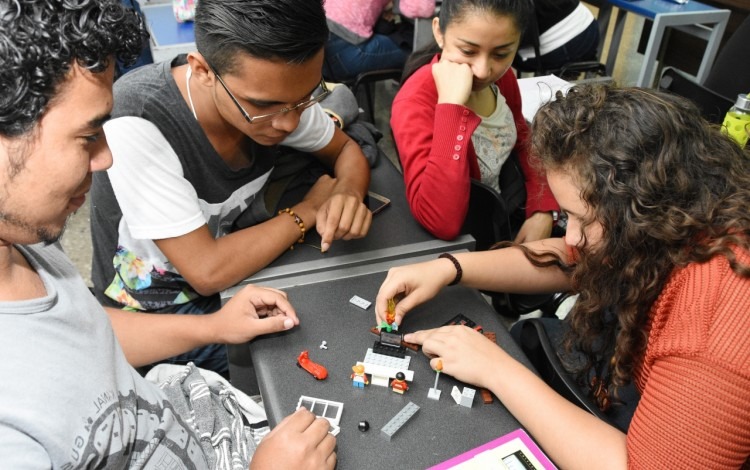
[518,318,639,431]
[349,68,403,123]
[462,171,571,319]
[514,2,607,80]
[703,16,750,102]
[658,67,734,125]
[518,318,614,422]
[657,16,749,124]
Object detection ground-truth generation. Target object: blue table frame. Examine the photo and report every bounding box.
[141,3,196,62]
[597,0,730,87]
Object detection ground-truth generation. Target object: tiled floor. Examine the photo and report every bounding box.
[60,10,648,286]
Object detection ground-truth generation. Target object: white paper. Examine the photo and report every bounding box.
[517,74,572,123]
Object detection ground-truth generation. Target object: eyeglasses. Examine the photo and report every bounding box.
[208,64,330,124]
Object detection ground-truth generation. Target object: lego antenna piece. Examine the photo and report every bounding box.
[381,402,420,441]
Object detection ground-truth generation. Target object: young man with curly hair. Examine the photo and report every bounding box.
[376,84,750,468]
[0,1,335,467]
[90,0,372,375]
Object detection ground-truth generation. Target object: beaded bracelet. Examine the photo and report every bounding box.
[278,208,305,250]
[438,252,463,286]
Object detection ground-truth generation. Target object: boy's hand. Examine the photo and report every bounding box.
[210,284,299,344]
[251,408,336,470]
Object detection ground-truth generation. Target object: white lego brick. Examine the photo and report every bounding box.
[296,395,344,426]
[450,386,475,408]
[460,387,475,408]
[427,388,442,400]
[451,386,462,404]
[363,348,411,370]
[349,295,371,310]
[370,374,390,387]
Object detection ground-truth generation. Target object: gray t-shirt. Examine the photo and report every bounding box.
[0,243,207,468]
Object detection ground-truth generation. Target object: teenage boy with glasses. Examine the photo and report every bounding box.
[90,0,372,375]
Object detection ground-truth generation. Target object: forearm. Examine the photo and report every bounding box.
[450,238,572,294]
[158,215,307,296]
[331,138,369,200]
[487,351,628,469]
[106,307,217,367]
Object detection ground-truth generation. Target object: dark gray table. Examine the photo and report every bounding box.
[229,257,537,470]
[220,157,474,301]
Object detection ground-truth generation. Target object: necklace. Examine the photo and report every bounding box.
[186,66,198,120]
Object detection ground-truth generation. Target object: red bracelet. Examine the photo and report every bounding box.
[438,253,463,286]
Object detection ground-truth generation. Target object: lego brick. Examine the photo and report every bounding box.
[451,386,475,408]
[363,348,411,370]
[373,341,406,358]
[480,332,496,403]
[443,313,483,333]
[369,327,419,351]
[296,395,344,426]
[357,361,414,384]
[381,402,420,441]
[349,295,371,310]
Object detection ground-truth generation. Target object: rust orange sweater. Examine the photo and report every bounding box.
[628,252,750,468]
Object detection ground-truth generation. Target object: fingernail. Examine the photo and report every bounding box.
[283,318,294,330]
[321,242,330,253]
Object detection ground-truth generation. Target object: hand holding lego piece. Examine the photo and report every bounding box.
[375,259,453,327]
[250,408,336,470]
[212,284,298,344]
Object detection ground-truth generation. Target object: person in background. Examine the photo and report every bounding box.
[324,0,436,82]
[90,0,372,375]
[391,0,559,243]
[0,0,335,467]
[377,84,750,468]
[514,0,599,72]
[115,0,154,78]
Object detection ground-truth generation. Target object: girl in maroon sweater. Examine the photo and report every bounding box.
[391,0,559,242]
[379,84,750,468]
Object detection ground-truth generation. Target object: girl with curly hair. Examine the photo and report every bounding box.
[375,83,750,468]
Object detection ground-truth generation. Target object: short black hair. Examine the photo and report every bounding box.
[0,0,148,137]
[195,0,328,74]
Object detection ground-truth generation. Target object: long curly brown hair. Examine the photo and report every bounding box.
[530,84,750,397]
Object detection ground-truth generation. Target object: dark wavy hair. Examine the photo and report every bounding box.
[0,0,147,137]
[530,84,750,399]
[195,0,328,74]
[401,0,532,82]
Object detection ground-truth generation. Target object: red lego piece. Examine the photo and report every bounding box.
[297,350,328,380]
[480,331,497,403]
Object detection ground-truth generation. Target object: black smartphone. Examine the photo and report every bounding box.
[366,191,391,215]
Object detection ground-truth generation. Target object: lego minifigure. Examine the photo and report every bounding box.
[351,364,369,388]
[390,371,409,394]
